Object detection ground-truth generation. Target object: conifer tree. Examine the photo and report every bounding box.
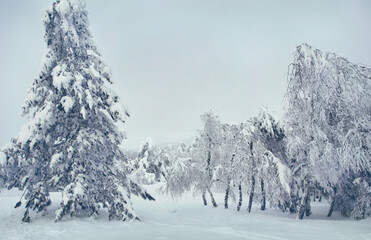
[2,0,153,222]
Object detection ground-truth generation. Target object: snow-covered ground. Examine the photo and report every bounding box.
[1,184,370,240]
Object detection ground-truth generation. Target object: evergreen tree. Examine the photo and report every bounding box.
[2,0,153,222]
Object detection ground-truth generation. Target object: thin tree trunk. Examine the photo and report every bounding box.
[207,150,211,177]
[327,196,335,217]
[224,181,230,209]
[289,193,298,214]
[260,178,266,211]
[207,187,217,207]
[278,201,285,212]
[237,182,242,211]
[327,188,337,217]
[298,196,307,219]
[247,175,255,213]
[305,201,311,217]
[204,146,215,207]
[224,155,235,210]
[247,142,255,213]
[298,183,311,219]
[202,191,207,206]
[161,171,168,181]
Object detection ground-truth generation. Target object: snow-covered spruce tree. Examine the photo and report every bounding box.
[285,43,371,219]
[191,109,222,207]
[2,0,153,222]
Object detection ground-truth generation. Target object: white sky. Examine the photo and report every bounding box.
[0,0,370,150]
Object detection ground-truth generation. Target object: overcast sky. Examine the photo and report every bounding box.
[0,0,370,150]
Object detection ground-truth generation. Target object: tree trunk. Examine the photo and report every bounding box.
[289,194,298,214]
[237,183,242,211]
[224,181,230,209]
[327,188,337,217]
[161,171,168,181]
[298,184,311,219]
[207,151,211,174]
[247,142,255,213]
[305,202,311,217]
[260,178,266,211]
[203,143,212,207]
[224,155,235,210]
[207,187,217,207]
[247,175,255,213]
[202,191,207,206]
[327,197,335,217]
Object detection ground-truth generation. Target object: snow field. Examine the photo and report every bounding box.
[1,183,370,240]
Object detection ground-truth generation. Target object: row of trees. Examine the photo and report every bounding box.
[0,0,369,223]
[131,44,370,220]
[133,108,293,213]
